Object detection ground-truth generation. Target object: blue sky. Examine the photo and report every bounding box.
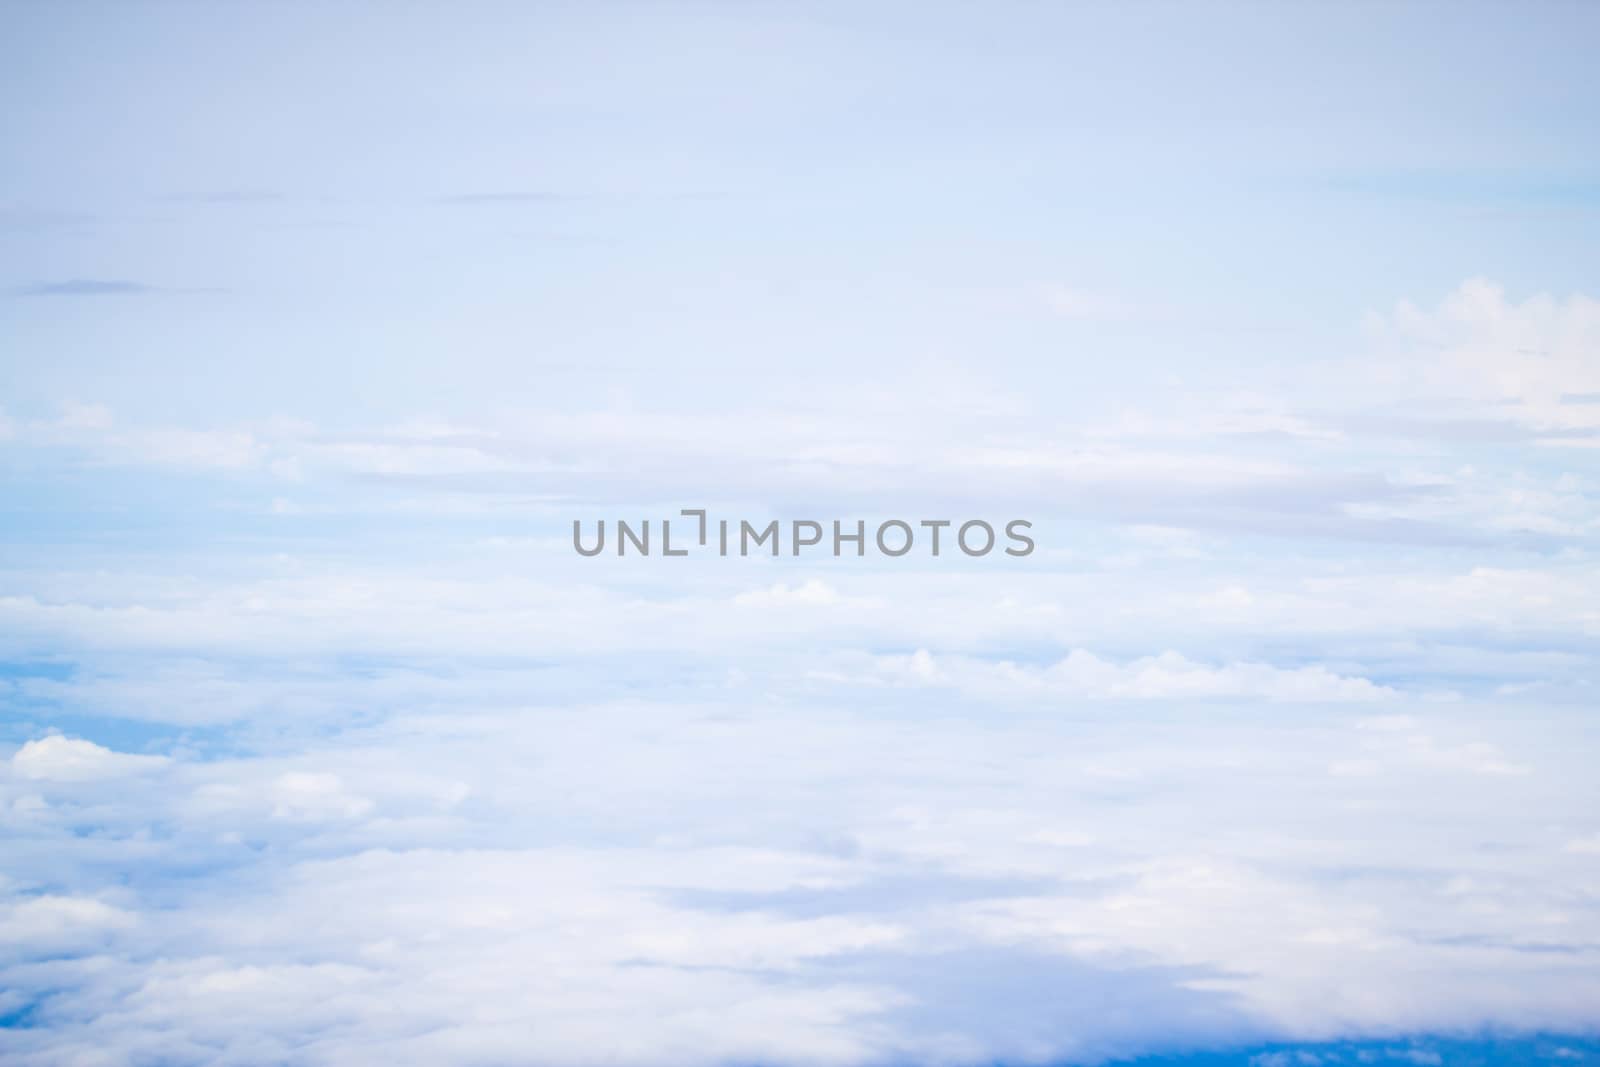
[2,3,1599,1065]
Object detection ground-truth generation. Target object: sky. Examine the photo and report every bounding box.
[2,2,1600,1065]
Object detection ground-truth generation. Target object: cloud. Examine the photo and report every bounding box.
[10,736,170,782]
[0,895,136,948]
[1,277,1598,1064]
[157,191,285,204]
[1350,716,1530,776]
[733,580,856,608]
[1363,278,1600,434]
[1039,284,1136,322]
[3,692,1595,1065]
[193,771,375,822]
[434,192,580,205]
[15,279,159,297]
[852,647,1394,703]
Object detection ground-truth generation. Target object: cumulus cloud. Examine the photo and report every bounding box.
[2,694,1596,1065]
[1364,279,1600,434]
[10,736,170,782]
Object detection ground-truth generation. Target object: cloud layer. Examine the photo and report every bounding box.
[4,2,1600,1060]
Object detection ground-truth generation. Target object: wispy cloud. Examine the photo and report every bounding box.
[433,192,582,205]
[14,279,159,297]
[155,191,286,204]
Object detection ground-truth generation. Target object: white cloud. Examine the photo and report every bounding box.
[1365,278,1600,433]
[734,579,849,608]
[10,736,170,782]
[2,279,1599,1065]
[1039,284,1134,321]
[858,648,1394,703]
[7,685,1592,1064]
[0,895,136,946]
[269,772,374,820]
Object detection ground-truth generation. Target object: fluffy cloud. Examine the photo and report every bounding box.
[0,894,136,948]
[2,280,1598,1064]
[2,690,1595,1065]
[1365,279,1600,433]
[10,736,170,782]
